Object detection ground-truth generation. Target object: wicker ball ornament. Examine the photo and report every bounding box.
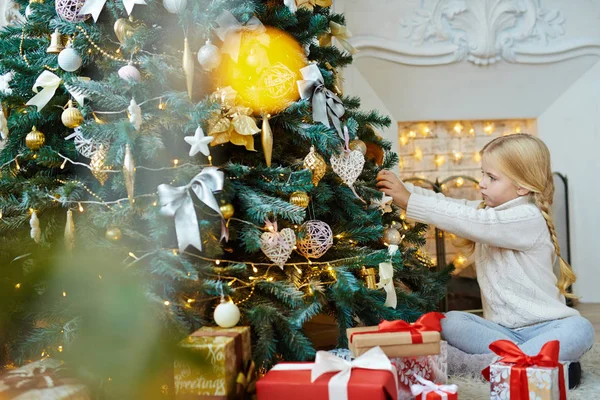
[55,0,90,22]
[290,191,309,208]
[26,126,45,150]
[296,220,333,259]
[303,146,327,186]
[61,100,83,129]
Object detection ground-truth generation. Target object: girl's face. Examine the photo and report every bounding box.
[479,156,523,207]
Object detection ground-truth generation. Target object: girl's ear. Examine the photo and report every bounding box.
[516,187,530,196]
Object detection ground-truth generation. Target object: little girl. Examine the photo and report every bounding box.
[376,134,595,385]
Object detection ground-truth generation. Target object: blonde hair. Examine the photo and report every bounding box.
[459,133,576,299]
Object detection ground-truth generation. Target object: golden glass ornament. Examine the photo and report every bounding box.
[114,16,140,45]
[122,144,135,204]
[64,209,75,251]
[261,115,273,166]
[90,143,109,185]
[220,202,234,219]
[349,139,367,155]
[303,146,327,186]
[25,126,45,150]
[61,100,84,129]
[290,191,309,208]
[382,227,402,246]
[47,29,65,54]
[361,266,377,289]
[182,37,195,100]
[217,26,307,115]
[105,227,122,242]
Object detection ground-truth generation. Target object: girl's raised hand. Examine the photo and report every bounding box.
[376,170,411,209]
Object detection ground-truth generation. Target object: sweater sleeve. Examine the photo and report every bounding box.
[406,193,546,251]
[404,182,483,209]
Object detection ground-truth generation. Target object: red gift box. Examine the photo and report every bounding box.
[410,375,458,400]
[256,347,397,400]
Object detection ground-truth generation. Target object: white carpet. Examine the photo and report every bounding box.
[451,343,599,399]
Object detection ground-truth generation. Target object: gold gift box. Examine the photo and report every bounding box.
[191,326,251,367]
[346,325,440,358]
[489,362,562,400]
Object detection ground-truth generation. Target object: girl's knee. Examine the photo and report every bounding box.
[441,311,471,338]
[570,316,595,347]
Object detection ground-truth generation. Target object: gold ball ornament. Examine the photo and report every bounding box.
[303,146,327,186]
[217,26,307,115]
[25,126,45,150]
[61,100,83,129]
[382,227,402,246]
[349,139,367,156]
[220,202,235,219]
[290,191,310,208]
[105,227,122,242]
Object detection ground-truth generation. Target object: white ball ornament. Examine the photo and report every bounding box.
[163,0,187,14]
[214,298,241,328]
[197,40,222,71]
[58,46,82,72]
[118,64,141,82]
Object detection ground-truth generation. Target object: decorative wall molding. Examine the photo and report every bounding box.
[350,0,600,66]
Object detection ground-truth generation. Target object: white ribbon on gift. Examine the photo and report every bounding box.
[79,0,146,22]
[377,262,397,308]
[26,71,89,112]
[410,374,458,400]
[270,346,398,400]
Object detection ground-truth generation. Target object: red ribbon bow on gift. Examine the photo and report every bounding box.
[482,340,566,400]
[350,312,445,344]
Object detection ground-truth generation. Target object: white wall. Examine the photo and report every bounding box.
[342,65,399,173]
[538,61,600,303]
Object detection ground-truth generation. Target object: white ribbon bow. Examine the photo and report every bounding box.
[25,71,88,112]
[271,346,397,400]
[214,10,267,63]
[377,262,397,308]
[79,0,146,22]
[157,167,225,253]
[410,374,458,400]
[0,71,13,95]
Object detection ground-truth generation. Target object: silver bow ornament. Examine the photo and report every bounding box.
[297,64,345,138]
[377,262,397,309]
[271,346,398,400]
[157,167,228,253]
[214,10,269,63]
[410,374,458,400]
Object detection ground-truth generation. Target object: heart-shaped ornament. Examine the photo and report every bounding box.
[260,227,296,269]
[330,149,365,187]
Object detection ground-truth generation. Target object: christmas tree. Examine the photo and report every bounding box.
[0,0,452,396]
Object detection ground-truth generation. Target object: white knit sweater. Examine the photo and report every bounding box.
[404,183,580,329]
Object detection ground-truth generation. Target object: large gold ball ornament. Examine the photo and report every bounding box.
[349,139,367,156]
[290,191,310,208]
[105,227,122,242]
[217,26,307,115]
[61,100,83,129]
[25,126,45,150]
[220,202,234,219]
[382,227,402,246]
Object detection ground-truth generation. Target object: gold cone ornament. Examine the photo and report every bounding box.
[122,144,135,204]
[182,37,195,100]
[90,143,109,185]
[64,209,75,251]
[26,126,45,150]
[261,115,273,166]
[303,146,327,186]
[47,29,65,54]
[61,100,83,129]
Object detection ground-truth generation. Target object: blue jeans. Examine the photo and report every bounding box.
[441,311,595,361]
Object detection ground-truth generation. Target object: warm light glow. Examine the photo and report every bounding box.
[78,202,84,212]
[454,254,467,266]
[433,154,446,168]
[218,26,306,114]
[62,291,67,297]
[60,159,67,169]
[15,158,20,170]
[187,299,194,304]
[128,252,138,259]
[164,301,170,306]
[173,159,179,166]
[414,147,423,162]
[515,125,521,133]
[453,123,463,134]
[408,130,416,138]
[484,123,494,134]
[453,151,463,162]
[15,283,21,289]
[58,346,63,352]
[252,265,258,273]
[215,260,221,265]
[469,128,475,135]
[456,177,465,187]
[399,135,409,146]
[267,277,274,282]
[474,152,482,163]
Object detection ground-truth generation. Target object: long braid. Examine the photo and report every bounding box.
[533,193,577,299]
